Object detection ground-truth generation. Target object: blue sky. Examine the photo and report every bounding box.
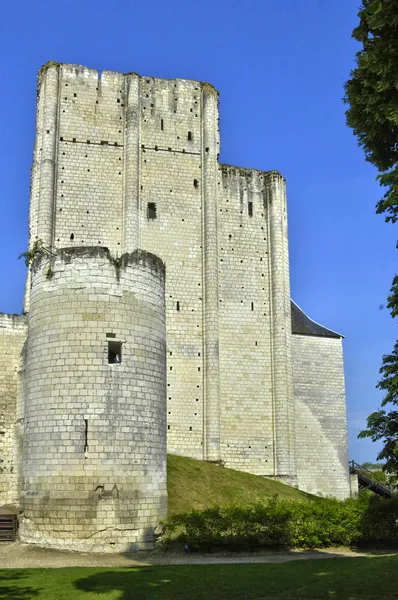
[0,0,396,464]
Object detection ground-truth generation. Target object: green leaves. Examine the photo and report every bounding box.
[18,239,44,268]
[359,342,398,472]
[346,1,398,475]
[162,496,398,550]
[344,0,398,220]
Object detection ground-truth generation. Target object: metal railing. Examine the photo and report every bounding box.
[349,460,393,498]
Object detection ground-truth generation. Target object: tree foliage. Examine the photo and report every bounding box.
[344,0,398,223]
[344,1,398,472]
[358,342,398,473]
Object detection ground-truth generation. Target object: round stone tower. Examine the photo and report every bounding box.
[19,247,167,552]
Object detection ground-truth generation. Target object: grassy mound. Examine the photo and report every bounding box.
[167,453,310,515]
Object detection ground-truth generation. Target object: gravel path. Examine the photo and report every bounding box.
[0,543,376,569]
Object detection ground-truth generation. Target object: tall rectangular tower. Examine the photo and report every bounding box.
[25,61,298,485]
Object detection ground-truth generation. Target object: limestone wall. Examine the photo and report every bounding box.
[217,166,296,482]
[22,61,346,495]
[292,334,350,499]
[217,166,274,475]
[29,64,124,256]
[137,76,215,460]
[20,247,167,552]
[27,63,222,462]
[0,313,27,506]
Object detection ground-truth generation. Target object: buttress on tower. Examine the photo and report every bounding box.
[0,62,350,551]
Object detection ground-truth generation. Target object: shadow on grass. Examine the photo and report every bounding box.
[74,555,398,600]
[0,571,40,599]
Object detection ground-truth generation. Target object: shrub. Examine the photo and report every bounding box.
[162,494,398,551]
[360,495,398,544]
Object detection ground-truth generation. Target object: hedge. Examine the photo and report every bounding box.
[162,495,398,550]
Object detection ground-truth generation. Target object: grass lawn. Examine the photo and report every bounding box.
[1,555,398,599]
[167,454,310,514]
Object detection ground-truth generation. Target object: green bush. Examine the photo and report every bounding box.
[360,495,398,543]
[162,494,398,550]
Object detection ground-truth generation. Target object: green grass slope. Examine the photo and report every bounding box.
[167,453,311,515]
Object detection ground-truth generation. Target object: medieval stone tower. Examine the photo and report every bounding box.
[0,61,350,551]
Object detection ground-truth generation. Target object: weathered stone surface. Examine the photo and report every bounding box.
[0,62,350,551]
[292,334,350,499]
[0,313,27,506]
[19,248,167,552]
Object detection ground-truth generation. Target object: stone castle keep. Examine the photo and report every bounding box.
[0,62,350,551]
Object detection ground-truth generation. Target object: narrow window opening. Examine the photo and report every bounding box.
[189,426,192,431]
[161,118,164,130]
[70,233,74,240]
[176,301,180,311]
[193,179,199,188]
[251,302,254,311]
[84,419,88,452]
[255,341,258,346]
[147,202,157,219]
[108,341,122,364]
[248,202,253,216]
[187,131,192,141]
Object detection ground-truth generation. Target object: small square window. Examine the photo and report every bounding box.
[108,341,122,364]
[147,202,157,219]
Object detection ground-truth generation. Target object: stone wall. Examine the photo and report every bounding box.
[0,313,27,506]
[292,334,350,499]
[26,63,223,463]
[137,76,216,460]
[19,247,167,552]
[19,61,349,501]
[217,166,295,482]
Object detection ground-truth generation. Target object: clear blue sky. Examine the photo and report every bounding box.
[0,0,396,464]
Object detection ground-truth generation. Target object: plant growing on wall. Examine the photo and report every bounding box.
[18,239,44,267]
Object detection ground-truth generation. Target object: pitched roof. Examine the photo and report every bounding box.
[291,300,342,339]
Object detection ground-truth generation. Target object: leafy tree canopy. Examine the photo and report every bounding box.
[359,342,398,473]
[345,1,398,473]
[344,0,398,223]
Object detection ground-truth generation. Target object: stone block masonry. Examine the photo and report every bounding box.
[25,62,301,483]
[0,314,27,506]
[0,61,351,552]
[19,248,167,552]
[292,334,350,500]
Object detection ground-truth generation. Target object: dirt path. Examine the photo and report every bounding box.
[0,542,383,569]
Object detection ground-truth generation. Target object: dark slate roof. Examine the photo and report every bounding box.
[291,300,342,338]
